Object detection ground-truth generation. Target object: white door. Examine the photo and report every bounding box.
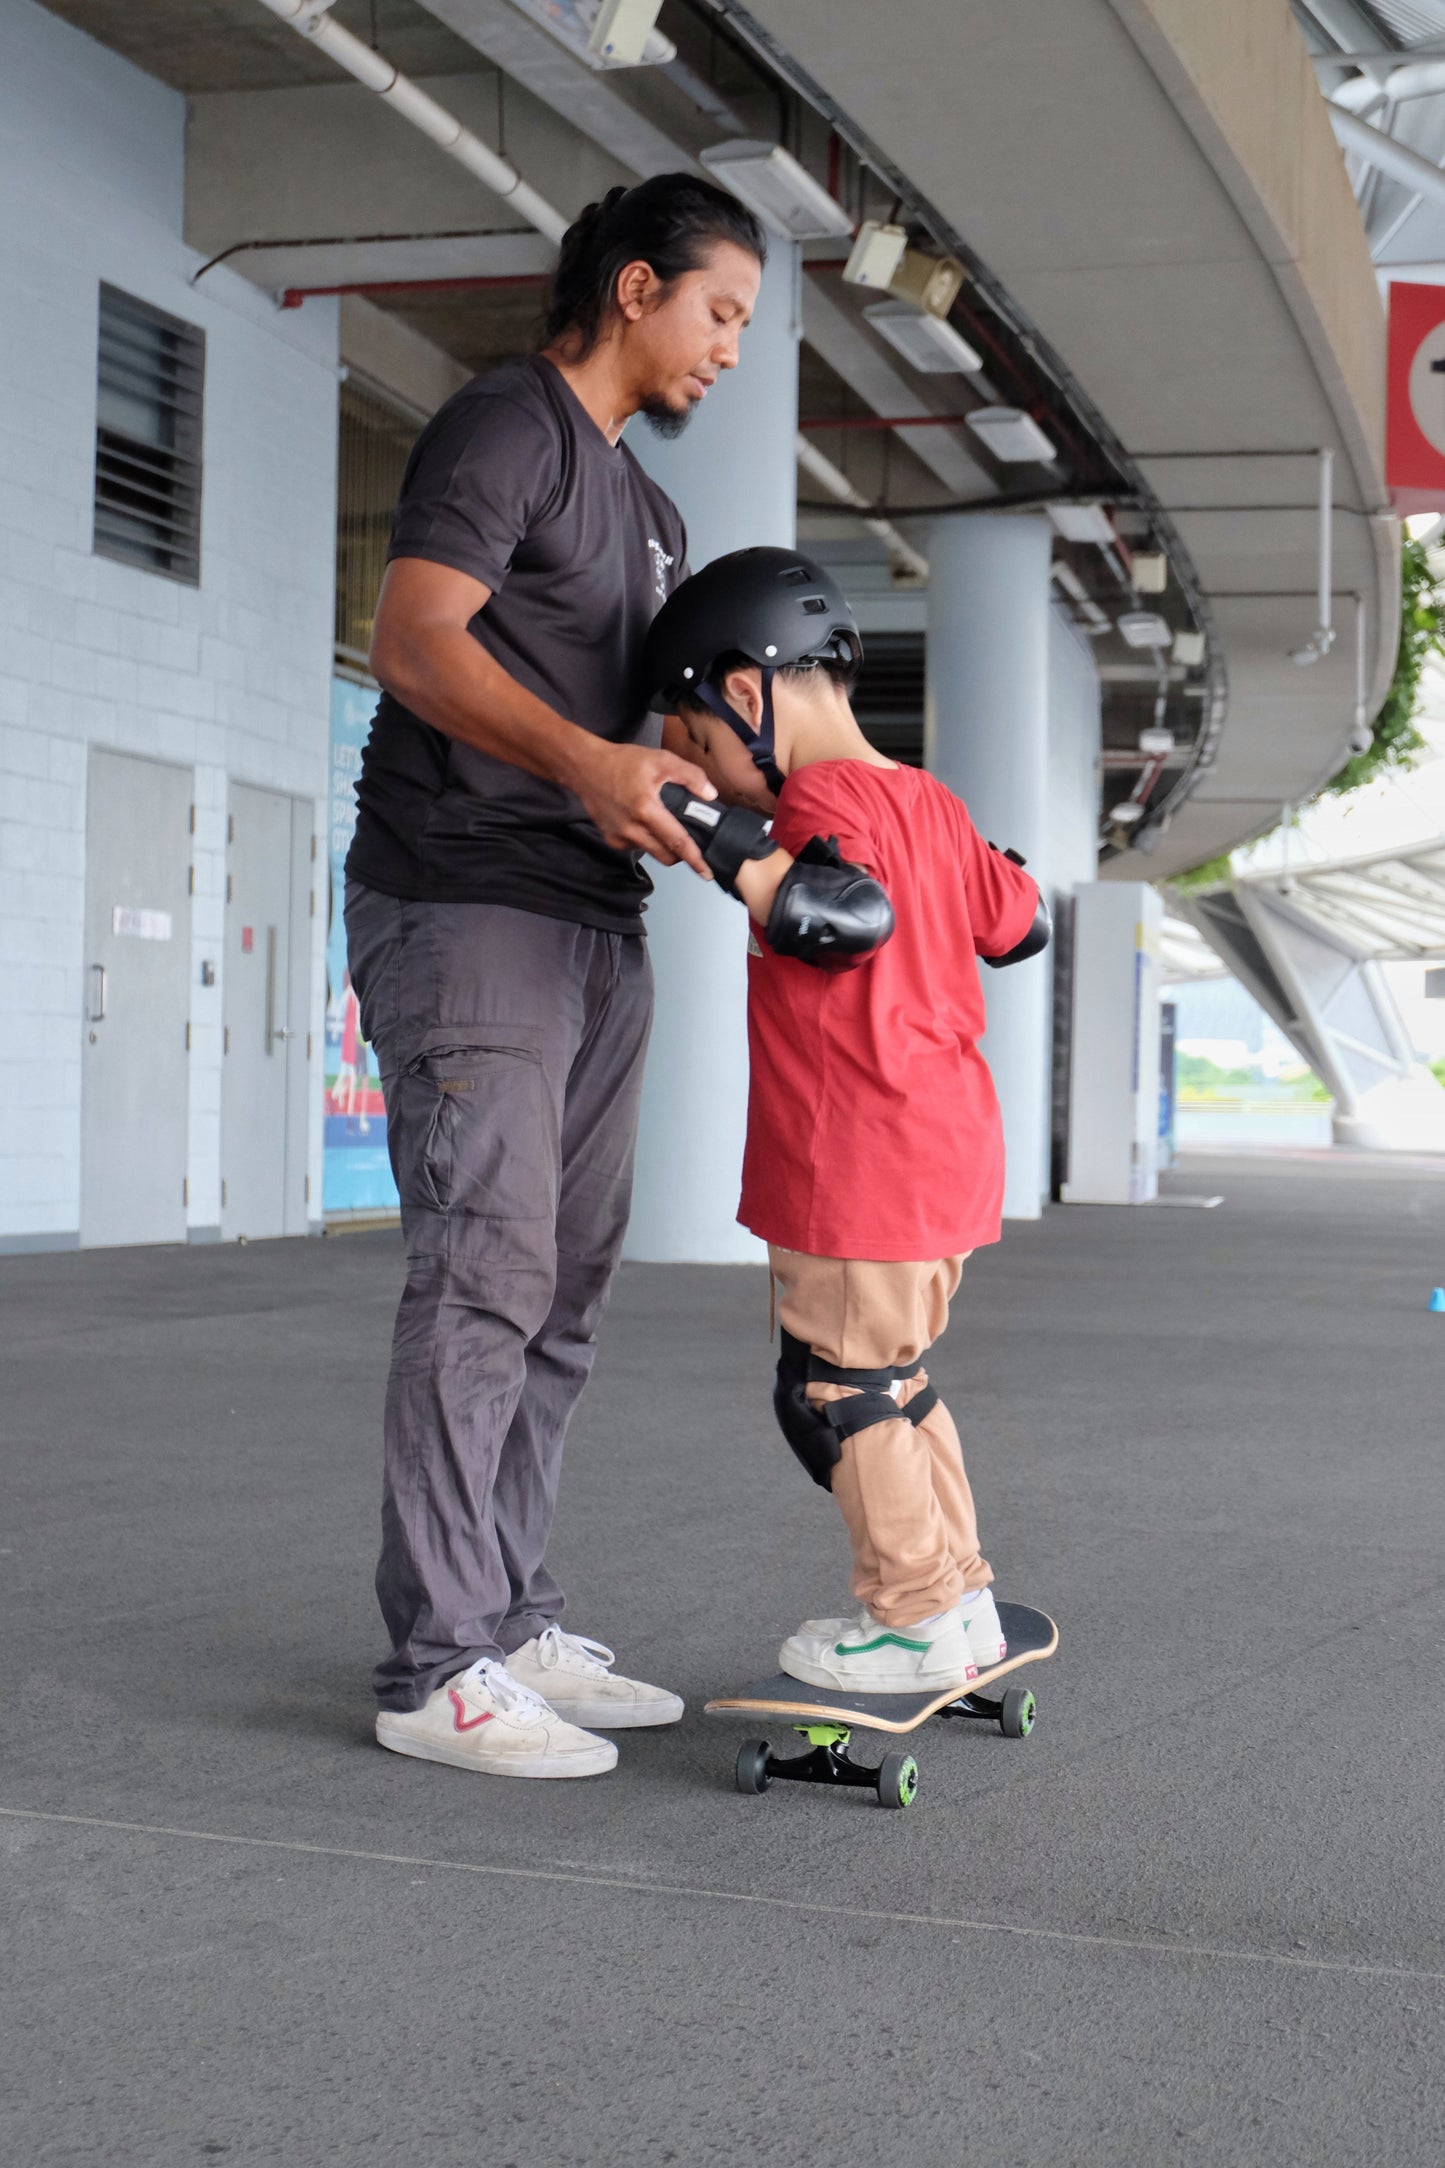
[80,749,193,1248]
[221,782,313,1239]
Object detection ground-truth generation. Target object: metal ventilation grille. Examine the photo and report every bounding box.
[93,284,205,585]
[852,631,925,766]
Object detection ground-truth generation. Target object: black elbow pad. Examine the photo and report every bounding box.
[765,835,895,970]
[982,891,1052,969]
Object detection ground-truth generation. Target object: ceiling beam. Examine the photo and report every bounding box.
[799,278,992,499]
[415,0,699,178]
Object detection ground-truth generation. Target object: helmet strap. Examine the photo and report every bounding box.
[694,667,783,796]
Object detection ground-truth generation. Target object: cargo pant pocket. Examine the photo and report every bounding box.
[393,1041,554,1225]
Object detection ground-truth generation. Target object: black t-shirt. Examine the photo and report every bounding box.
[346,354,689,933]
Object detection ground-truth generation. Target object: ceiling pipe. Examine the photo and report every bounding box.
[253,0,935,584]
[1291,449,1336,665]
[799,412,972,432]
[1348,593,1372,755]
[1328,104,1445,216]
[253,0,569,244]
[795,437,929,581]
[281,271,548,306]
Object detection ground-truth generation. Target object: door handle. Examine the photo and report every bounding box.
[264,926,278,1056]
[88,963,107,1023]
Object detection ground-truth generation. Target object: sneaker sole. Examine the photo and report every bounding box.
[375,1722,618,1779]
[532,1695,685,1730]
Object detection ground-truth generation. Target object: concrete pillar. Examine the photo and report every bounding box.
[926,513,1054,1219]
[623,243,801,1260]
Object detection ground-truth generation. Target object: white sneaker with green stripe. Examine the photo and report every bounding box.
[778,1608,979,1693]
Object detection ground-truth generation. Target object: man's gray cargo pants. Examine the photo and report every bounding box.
[345,883,653,1713]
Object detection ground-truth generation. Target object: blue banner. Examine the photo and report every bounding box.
[324,676,398,1216]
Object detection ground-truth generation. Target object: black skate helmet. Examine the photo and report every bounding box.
[643,546,862,793]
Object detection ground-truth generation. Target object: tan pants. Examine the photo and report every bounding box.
[769,1247,992,1629]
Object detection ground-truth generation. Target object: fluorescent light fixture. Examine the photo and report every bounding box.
[1047,503,1115,547]
[587,0,666,64]
[966,405,1056,463]
[1117,610,1172,650]
[505,0,674,70]
[1172,629,1206,667]
[1131,551,1168,594]
[863,301,983,375]
[700,140,852,240]
[1138,727,1176,756]
[843,222,909,290]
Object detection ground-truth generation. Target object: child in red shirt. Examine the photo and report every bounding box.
[644,549,1047,1693]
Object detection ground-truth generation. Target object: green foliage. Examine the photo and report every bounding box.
[1171,536,1445,884]
[1171,852,1234,894]
[1322,536,1439,796]
[1176,1051,1329,1103]
[1177,1052,1256,1092]
[1434,1058,1445,1090]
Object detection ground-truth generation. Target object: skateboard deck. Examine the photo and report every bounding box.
[705,1602,1057,1808]
[706,1602,1057,1733]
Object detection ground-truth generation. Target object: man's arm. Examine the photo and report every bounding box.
[370,558,717,876]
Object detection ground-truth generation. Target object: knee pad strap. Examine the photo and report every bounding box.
[773,1331,939,1485]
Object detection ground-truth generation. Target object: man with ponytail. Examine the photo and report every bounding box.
[344,174,766,1780]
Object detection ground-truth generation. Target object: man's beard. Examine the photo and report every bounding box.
[640,395,697,442]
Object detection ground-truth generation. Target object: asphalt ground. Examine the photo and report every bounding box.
[4,1153,1445,2165]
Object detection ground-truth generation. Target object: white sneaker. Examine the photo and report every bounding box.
[505,1625,685,1730]
[960,1588,1008,1669]
[799,1595,1008,1672]
[375,1657,618,1779]
[779,1609,978,1693]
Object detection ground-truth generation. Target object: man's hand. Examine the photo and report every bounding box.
[567,739,719,876]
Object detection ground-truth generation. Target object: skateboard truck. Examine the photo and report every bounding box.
[938,1685,1036,1737]
[735,1723,920,1810]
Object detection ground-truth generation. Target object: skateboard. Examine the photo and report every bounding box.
[704,1602,1057,1810]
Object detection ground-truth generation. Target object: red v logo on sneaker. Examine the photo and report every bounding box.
[448,1688,493,1733]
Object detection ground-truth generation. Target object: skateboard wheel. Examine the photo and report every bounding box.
[735,1739,773,1794]
[877,1751,919,1810]
[1000,1687,1035,1739]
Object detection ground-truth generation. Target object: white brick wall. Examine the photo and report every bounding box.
[0,0,339,1245]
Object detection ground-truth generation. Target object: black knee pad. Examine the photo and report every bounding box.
[772,1330,941,1489]
[773,1329,841,1490]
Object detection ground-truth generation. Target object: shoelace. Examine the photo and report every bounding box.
[466,1657,552,1722]
[533,1624,616,1676]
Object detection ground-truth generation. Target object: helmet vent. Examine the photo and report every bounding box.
[802,595,829,614]
[782,565,810,584]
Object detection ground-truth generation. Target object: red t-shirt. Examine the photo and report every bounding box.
[737,761,1039,1261]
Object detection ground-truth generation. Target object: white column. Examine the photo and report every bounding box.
[926,513,1054,1219]
[623,243,801,1260]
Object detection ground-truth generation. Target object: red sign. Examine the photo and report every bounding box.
[241,926,253,954]
[1387,281,1445,513]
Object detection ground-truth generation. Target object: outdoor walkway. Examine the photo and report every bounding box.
[4,1155,1445,2165]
